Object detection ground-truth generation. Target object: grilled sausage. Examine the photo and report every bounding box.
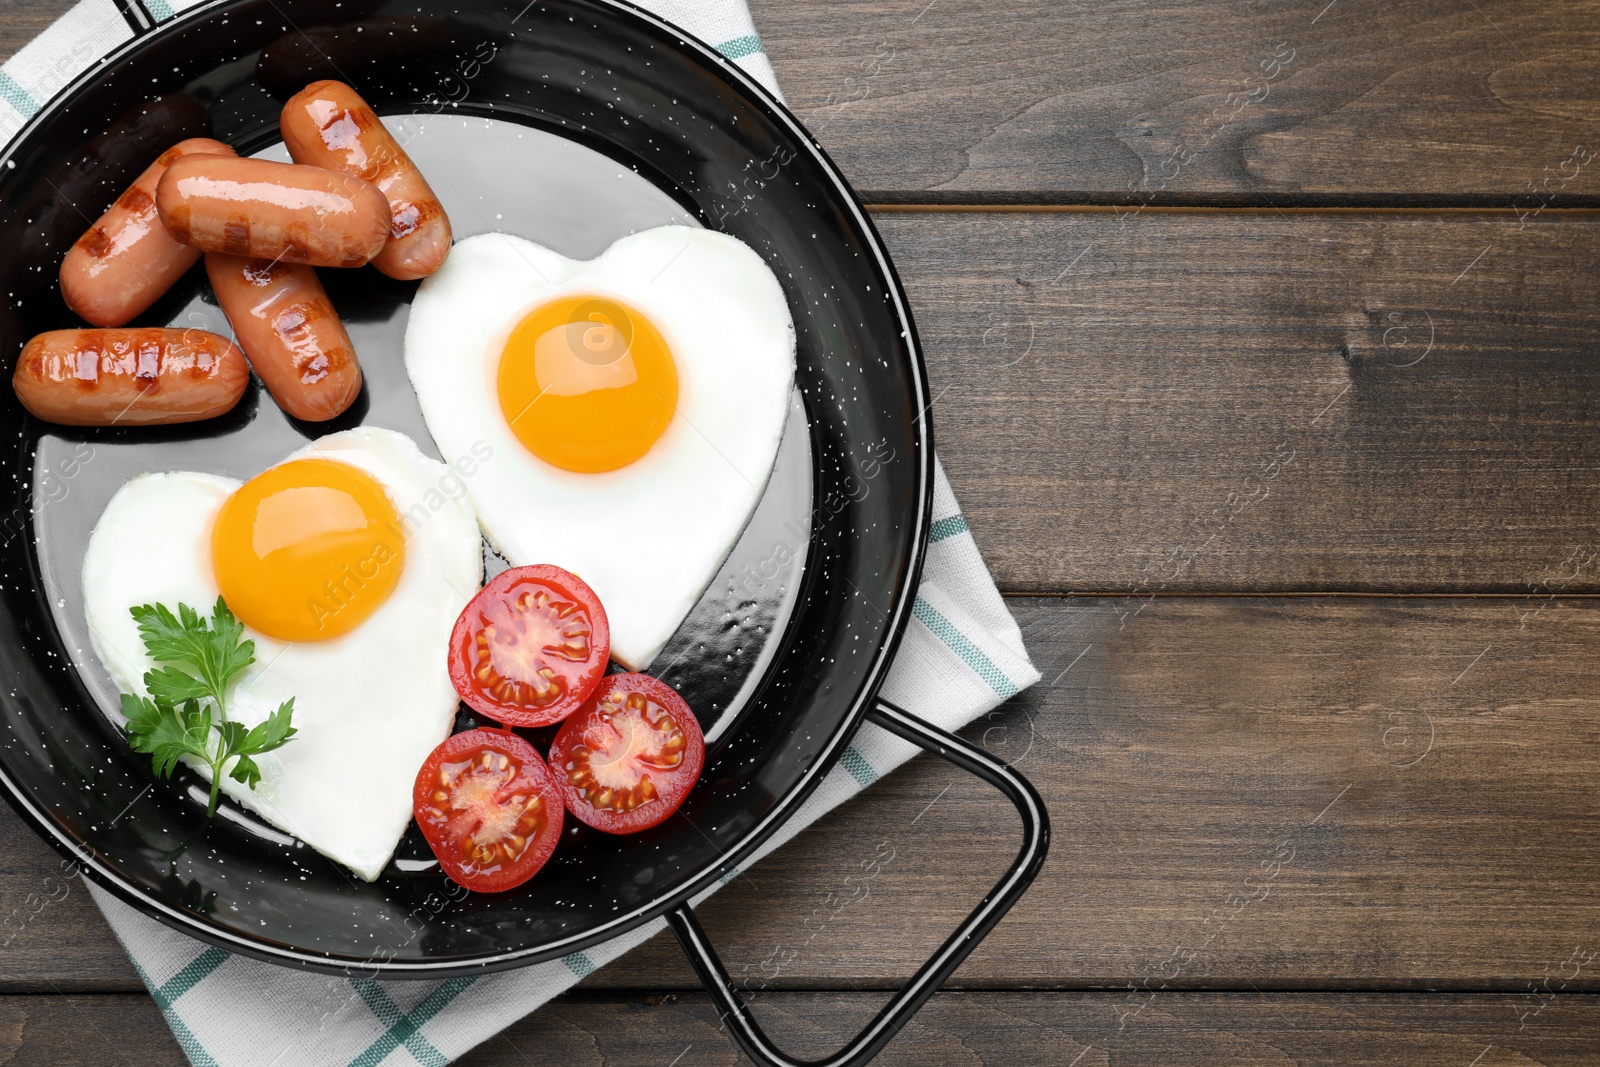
[59,138,238,327]
[205,253,362,422]
[13,328,248,426]
[157,155,390,268]
[281,80,452,280]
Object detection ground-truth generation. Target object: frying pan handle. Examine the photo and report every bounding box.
[667,698,1050,1067]
[114,0,159,36]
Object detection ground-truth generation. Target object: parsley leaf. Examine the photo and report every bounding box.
[124,694,211,780]
[243,699,298,755]
[131,598,255,709]
[125,600,295,817]
[144,665,209,706]
[228,754,262,790]
[214,719,249,756]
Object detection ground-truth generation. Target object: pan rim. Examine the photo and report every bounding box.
[0,0,934,976]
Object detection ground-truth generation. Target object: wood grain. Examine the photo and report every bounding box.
[751,0,1600,205]
[6,597,1599,994]
[0,994,181,1066]
[0,811,136,992]
[0,0,72,67]
[880,210,1600,594]
[4,991,1599,1066]
[428,991,1600,1067]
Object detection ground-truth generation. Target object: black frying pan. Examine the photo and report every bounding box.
[0,2,1048,1063]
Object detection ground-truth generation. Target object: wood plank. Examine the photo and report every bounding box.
[0,995,182,1066]
[5,597,1599,993]
[8,0,1600,203]
[0,807,139,992]
[752,0,1600,204]
[4,991,1599,1066]
[878,210,1600,594]
[0,0,71,67]
[456,991,1600,1067]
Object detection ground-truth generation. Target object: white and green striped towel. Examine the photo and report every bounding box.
[2,2,1040,1063]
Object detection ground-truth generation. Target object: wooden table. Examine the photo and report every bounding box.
[5,0,1600,1063]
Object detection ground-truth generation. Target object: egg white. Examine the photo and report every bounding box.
[81,427,482,881]
[405,226,796,669]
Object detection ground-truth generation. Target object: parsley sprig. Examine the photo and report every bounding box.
[122,598,297,817]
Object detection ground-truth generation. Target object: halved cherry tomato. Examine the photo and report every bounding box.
[549,673,706,834]
[448,564,610,728]
[413,728,564,893]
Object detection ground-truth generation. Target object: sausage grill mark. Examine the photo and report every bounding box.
[390,197,444,238]
[115,184,156,217]
[78,225,115,259]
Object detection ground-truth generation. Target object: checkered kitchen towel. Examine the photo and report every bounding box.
[2,2,1039,1064]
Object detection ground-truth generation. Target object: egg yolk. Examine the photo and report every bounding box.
[211,459,405,642]
[496,295,679,473]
